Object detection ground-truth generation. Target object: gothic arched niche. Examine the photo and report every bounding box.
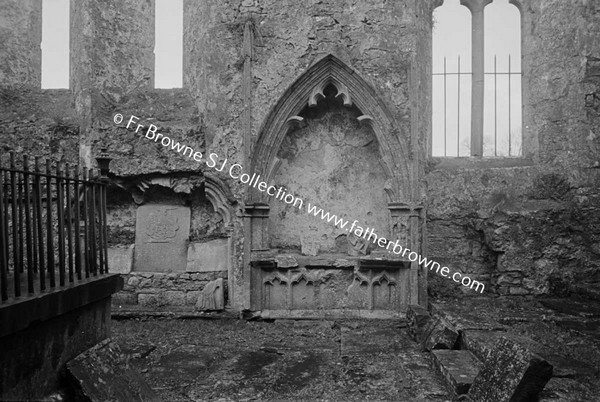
[247,55,416,316]
[268,83,391,253]
[250,54,411,205]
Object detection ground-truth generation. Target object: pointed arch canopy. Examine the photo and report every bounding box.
[249,54,411,203]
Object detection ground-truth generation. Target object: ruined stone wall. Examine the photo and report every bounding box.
[98,0,429,310]
[5,0,596,305]
[425,0,600,297]
[0,0,79,164]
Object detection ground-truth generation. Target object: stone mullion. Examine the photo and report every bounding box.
[461,0,491,156]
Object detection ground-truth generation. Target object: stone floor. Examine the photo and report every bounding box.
[111,318,452,401]
[110,295,600,401]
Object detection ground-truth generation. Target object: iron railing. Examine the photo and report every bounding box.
[0,152,108,303]
[433,54,522,157]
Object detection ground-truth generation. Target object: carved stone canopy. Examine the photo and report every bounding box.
[250,54,412,205]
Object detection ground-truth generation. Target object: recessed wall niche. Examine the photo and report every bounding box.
[269,84,390,255]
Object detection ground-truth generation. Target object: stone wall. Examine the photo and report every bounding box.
[91,0,429,310]
[113,271,227,309]
[425,0,600,297]
[2,0,599,305]
[0,297,112,400]
[0,0,79,165]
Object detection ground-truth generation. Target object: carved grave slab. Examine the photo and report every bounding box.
[134,205,191,272]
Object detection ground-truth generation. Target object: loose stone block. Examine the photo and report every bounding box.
[134,205,191,272]
[422,317,459,351]
[186,238,228,272]
[67,340,160,402]
[468,337,553,402]
[407,304,432,342]
[195,278,224,311]
[107,245,134,274]
[431,350,482,395]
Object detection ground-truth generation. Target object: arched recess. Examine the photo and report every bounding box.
[204,172,236,226]
[249,54,412,204]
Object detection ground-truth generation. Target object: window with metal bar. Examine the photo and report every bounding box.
[432,0,522,157]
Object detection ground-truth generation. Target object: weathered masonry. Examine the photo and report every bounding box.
[1,0,599,318]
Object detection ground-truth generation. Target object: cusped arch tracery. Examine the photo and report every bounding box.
[249,54,411,204]
[204,172,236,226]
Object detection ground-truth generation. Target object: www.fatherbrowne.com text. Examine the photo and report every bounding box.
[115,113,485,293]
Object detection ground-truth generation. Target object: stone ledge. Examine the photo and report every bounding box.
[428,157,536,171]
[0,274,123,338]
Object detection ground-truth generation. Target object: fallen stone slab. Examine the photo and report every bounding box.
[460,329,532,361]
[468,337,553,402]
[431,350,482,395]
[429,301,506,331]
[421,317,459,351]
[67,339,160,402]
[461,330,596,381]
[407,304,432,342]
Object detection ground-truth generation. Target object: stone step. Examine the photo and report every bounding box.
[431,349,483,396]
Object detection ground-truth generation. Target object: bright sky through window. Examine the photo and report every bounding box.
[432,0,472,157]
[432,0,522,157]
[483,0,522,156]
[155,0,183,88]
[41,0,70,89]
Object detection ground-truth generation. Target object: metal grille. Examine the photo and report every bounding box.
[433,54,522,157]
[0,152,109,302]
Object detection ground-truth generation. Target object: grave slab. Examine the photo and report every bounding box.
[134,204,190,272]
